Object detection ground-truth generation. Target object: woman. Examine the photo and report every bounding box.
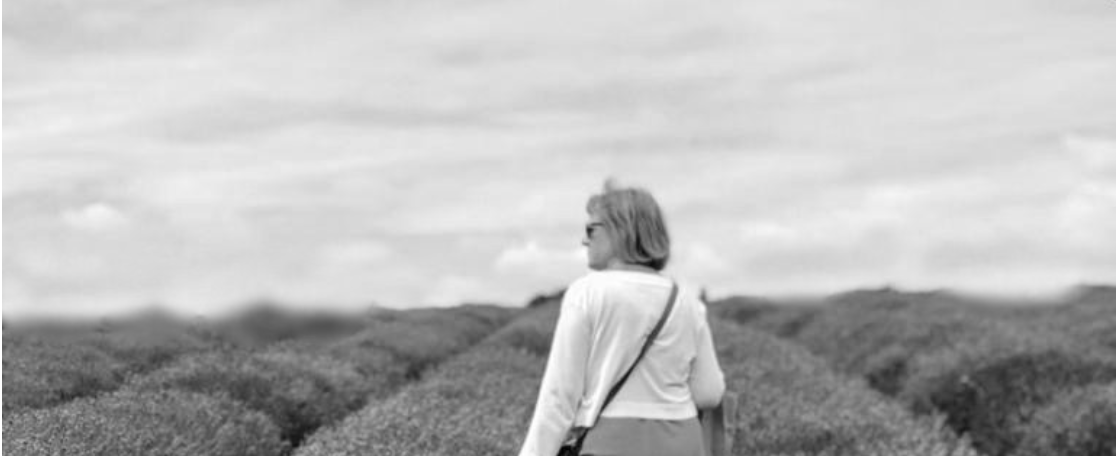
[519,181,726,456]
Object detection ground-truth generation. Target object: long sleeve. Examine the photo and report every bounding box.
[689,304,725,409]
[519,281,593,456]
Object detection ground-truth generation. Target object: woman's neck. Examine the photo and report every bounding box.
[606,260,658,275]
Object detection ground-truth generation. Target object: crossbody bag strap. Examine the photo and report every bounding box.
[598,281,679,417]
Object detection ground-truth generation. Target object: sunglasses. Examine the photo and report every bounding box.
[585,222,605,239]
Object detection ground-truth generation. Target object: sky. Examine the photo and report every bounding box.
[3,0,1115,320]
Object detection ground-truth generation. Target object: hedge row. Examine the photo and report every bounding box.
[3,318,219,414]
[1013,383,1115,456]
[120,305,518,448]
[3,337,128,413]
[300,297,977,456]
[730,289,1115,456]
[709,319,977,456]
[3,389,288,456]
[294,306,553,456]
[706,295,822,338]
[4,304,519,454]
[124,350,363,446]
[295,346,544,456]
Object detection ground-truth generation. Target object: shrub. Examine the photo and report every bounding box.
[254,347,371,432]
[325,309,503,384]
[707,296,780,325]
[917,350,1113,456]
[709,320,977,456]
[484,304,560,357]
[295,345,545,456]
[792,291,981,382]
[296,302,552,456]
[125,350,347,446]
[1013,383,1115,456]
[3,389,288,456]
[318,341,409,396]
[788,288,1113,405]
[1012,298,1115,354]
[708,296,823,338]
[3,336,126,413]
[899,319,1093,412]
[85,323,214,375]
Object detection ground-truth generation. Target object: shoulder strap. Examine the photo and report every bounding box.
[598,281,679,416]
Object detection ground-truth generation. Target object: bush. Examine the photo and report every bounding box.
[707,296,779,324]
[792,290,981,382]
[484,304,560,357]
[86,323,215,375]
[296,345,545,456]
[3,336,126,413]
[708,296,822,338]
[917,350,1113,456]
[296,302,553,456]
[3,389,288,456]
[709,319,977,456]
[899,319,1093,411]
[325,306,510,384]
[125,350,349,446]
[254,347,371,433]
[1012,298,1115,354]
[1013,383,1115,456]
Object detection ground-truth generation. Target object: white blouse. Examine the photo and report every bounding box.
[519,270,726,456]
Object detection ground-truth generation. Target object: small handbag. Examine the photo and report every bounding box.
[698,392,738,456]
[557,282,679,456]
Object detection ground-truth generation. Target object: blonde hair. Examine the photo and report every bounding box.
[586,178,671,271]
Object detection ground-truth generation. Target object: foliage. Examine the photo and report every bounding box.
[322,305,518,389]
[483,303,560,357]
[915,350,1112,456]
[295,346,544,456]
[3,389,288,456]
[86,322,215,375]
[3,336,127,413]
[296,303,550,456]
[125,350,354,446]
[709,319,977,456]
[707,296,822,338]
[1013,383,1115,456]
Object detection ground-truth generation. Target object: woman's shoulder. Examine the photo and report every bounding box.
[573,270,705,298]
[571,270,673,292]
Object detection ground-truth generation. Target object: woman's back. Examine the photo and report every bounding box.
[575,270,715,420]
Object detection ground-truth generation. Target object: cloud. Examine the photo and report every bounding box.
[493,240,584,273]
[1064,134,1115,178]
[317,240,393,268]
[2,0,1112,319]
[61,202,129,231]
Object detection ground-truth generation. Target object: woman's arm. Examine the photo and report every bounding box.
[519,281,593,456]
[689,304,726,409]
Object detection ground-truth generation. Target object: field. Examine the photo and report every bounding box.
[3,286,1114,456]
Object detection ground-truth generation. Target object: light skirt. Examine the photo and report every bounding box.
[580,416,705,456]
